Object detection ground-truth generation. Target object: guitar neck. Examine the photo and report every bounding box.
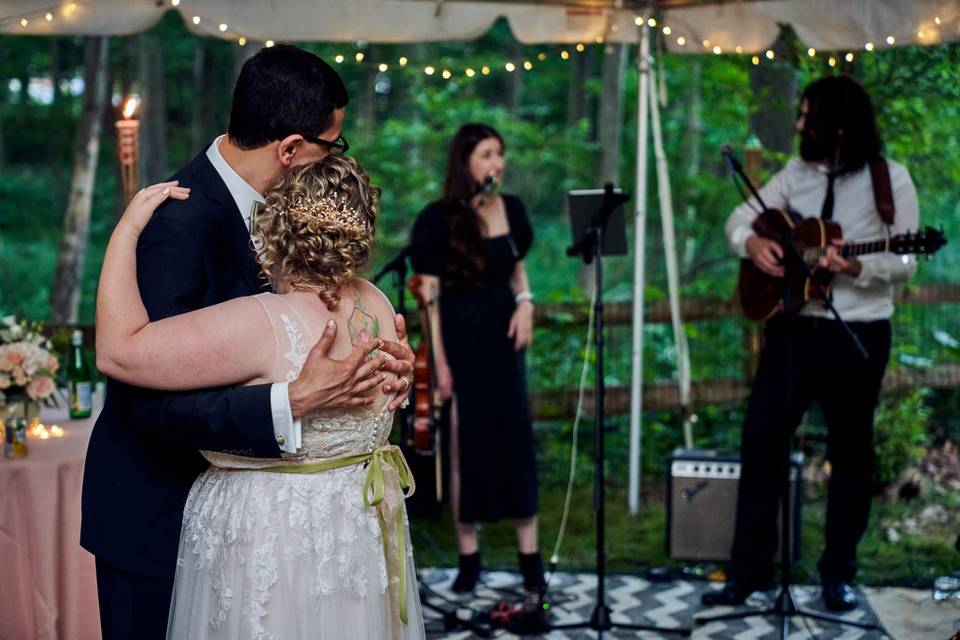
[840,238,890,257]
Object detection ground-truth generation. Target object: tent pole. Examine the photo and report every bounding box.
[648,47,694,449]
[628,20,650,515]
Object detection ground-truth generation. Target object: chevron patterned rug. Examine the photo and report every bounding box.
[418,568,887,639]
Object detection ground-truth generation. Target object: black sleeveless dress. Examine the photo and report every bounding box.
[409,194,538,523]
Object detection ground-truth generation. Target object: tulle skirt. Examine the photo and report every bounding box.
[166,465,425,639]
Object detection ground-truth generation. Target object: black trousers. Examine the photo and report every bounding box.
[730,316,891,584]
[96,559,174,640]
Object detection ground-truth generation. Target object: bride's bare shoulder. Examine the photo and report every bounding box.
[349,279,398,341]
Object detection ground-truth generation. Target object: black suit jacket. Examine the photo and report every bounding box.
[81,150,282,578]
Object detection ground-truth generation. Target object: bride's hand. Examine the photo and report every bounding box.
[118,181,191,236]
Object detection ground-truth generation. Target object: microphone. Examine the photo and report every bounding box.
[721,144,743,173]
[481,173,498,194]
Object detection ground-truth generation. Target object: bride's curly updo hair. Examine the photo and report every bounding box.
[255,154,379,310]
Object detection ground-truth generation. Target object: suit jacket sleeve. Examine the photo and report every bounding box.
[124,212,281,457]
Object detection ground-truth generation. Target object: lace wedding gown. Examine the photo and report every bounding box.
[166,293,425,640]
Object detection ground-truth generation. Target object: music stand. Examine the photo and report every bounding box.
[543,183,691,638]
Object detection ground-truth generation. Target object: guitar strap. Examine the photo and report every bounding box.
[869,156,896,225]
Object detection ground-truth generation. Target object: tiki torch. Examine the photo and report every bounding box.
[116,97,140,205]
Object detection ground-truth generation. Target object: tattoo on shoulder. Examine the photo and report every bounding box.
[347,288,381,355]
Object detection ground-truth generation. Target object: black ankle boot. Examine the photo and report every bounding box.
[518,551,547,592]
[452,552,481,593]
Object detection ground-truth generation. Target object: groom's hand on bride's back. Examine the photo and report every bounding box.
[287,317,414,415]
[379,314,415,412]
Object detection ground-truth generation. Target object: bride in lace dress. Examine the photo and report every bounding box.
[95,155,425,639]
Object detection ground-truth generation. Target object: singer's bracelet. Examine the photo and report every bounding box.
[515,291,534,305]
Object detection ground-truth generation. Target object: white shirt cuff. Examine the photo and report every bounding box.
[731,228,755,259]
[270,382,301,454]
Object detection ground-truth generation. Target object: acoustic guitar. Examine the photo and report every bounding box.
[738,209,946,321]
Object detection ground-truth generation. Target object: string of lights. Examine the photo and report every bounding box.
[2,1,957,78]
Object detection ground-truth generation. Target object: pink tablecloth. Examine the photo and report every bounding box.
[0,408,100,640]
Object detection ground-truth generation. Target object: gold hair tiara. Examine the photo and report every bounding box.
[283,193,367,234]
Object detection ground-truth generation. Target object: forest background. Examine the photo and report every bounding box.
[1,12,959,585]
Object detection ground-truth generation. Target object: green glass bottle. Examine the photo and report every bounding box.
[68,329,93,419]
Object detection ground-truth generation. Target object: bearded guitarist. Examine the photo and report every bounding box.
[702,76,920,612]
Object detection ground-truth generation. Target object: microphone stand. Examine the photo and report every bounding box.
[372,246,411,317]
[542,183,690,638]
[696,150,879,638]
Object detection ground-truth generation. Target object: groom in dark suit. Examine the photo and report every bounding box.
[81,44,414,639]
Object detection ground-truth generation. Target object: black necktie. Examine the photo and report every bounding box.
[820,171,839,220]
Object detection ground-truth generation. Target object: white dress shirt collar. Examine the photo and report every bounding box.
[205,134,264,227]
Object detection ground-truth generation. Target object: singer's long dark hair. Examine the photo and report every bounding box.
[442,123,504,285]
[799,76,881,171]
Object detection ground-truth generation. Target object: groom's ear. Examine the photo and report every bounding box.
[277,134,306,168]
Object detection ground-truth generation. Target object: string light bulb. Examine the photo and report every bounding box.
[481,65,491,75]
[523,60,533,70]
[505,62,516,72]
[192,16,200,25]
[647,17,657,27]
[677,36,686,46]
[595,36,604,44]
[808,47,816,56]
[886,35,896,45]
[335,54,344,63]
[442,69,452,79]
[45,12,53,21]
[265,40,275,47]
[634,16,643,26]
[828,56,837,67]
[713,45,722,55]
[378,63,388,72]
[576,43,585,52]
[765,49,775,60]
[465,68,476,77]
[355,52,364,62]
[171,0,180,5]
[845,52,854,62]
[560,50,570,59]
[934,16,942,25]
[751,55,760,65]
[218,23,227,32]
[865,42,874,51]
[702,39,711,48]
[19,18,28,27]
[398,56,408,66]
[537,53,546,61]
[735,46,744,54]
[238,37,247,46]
[424,66,435,75]
[663,26,672,35]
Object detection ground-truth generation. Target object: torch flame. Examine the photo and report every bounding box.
[122,96,140,120]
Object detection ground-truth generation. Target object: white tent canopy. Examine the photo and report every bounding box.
[4,0,959,52]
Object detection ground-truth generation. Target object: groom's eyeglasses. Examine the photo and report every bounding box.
[302,133,349,154]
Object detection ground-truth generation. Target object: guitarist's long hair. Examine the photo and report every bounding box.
[800,76,881,172]
[441,123,504,286]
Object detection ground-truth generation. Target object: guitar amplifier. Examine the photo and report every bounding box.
[666,448,802,562]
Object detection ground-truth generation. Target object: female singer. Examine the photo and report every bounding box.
[409,123,544,600]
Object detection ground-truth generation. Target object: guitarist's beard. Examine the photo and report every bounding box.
[799,127,837,164]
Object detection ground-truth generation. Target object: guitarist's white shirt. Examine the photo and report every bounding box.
[726,157,919,321]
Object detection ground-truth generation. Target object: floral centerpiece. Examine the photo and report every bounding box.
[0,315,59,410]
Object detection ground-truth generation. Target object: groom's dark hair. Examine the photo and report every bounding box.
[228,44,349,150]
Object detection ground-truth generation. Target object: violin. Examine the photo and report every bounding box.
[404,275,444,503]
[406,276,442,451]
